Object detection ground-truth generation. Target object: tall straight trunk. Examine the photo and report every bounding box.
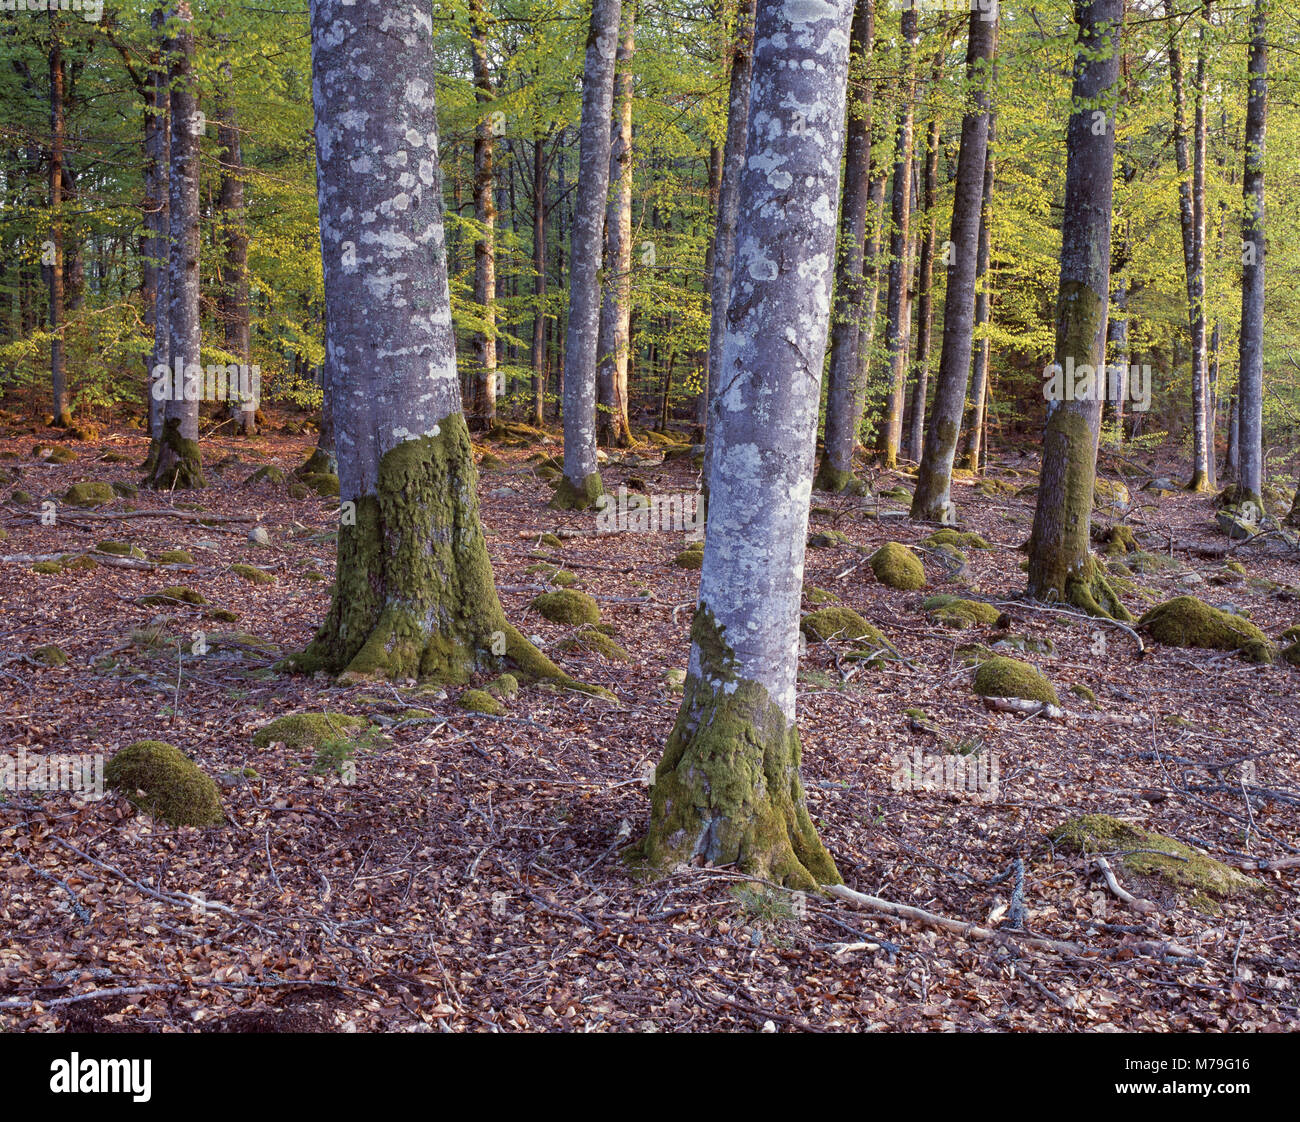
[640,0,856,890]
[216,55,254,436]
[596,1,636,448]
[876,7,919,467]
[1026,0,1128,619]
[702,0,756,500]
[530,133,547,426]
[694,141,721,442]
[296,0,601,697]
[910,8,997,524]
[959,102,997,472]
[855,170,888,412]
[815,0,875,493]
[1237,0,1267,512]
[47,19,69,427]
[149,2,204,490]
[468,0,497,431]
[555,0,623,509]
[145,6,169,445]
[1107,274,1128,436]
[1224,389,1240,481]
[906,113,940,466]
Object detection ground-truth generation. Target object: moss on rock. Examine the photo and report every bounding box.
[141,586,207,607]
[559,627,630,662]
[674,544,704,569]
[530,589,601,626]
[155,549,194,564]
[459,688,505,715]
[230,563,276,585]
[63,481,115,507]
[33,643,68,666]
[869,542,926,590]
[922,594,1001,628]
[923,528,992,551]
[973,656,1059,705]
[105,741,224,827]
[252,712,366,750]
[1138,596,1274,663]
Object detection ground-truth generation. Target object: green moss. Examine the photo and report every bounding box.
[808,529,851,548]
[973,656,1059,705]
[955,642,995,666]
[63,481,115,507]
[801,608,896,666]
[459,688,505,715]
[112,481,138,498]
[812,461,855,494]
[252,712,366,750]
[230,563,276,585]
[299,471,340,497]
[923,528,993,551]
[1094,524,1138,555]
[1068,683,1096,703]
[147,418,205,490]
[1279,625,1300,644]
[675,544,705,569]
[32,561,62,575]
[10,489,34,505]
[1138,596,1274,663]
[47,446,76,464]
[155,549,194,564]
[804,586,838,606]
[33,643,67,667]
[547,569,579,587]
[244,464,286,486]
[1282,642,1300,668]
[869,542,926,590]
[530,589,601,626]
[104,741,224,827]
[486,672,519,700]
[558,627,630,662]
[1093,478,1130,509]
[1129,550,1182,574]
[548,471,604,511]
[635,607,840,891]
[95,540,146,559]
[297,446,338,476]
[539,532,563,549]
[141,586,207,607]
[922,594,1001,628]
[1049,814,1259,900]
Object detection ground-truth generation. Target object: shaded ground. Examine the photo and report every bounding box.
[1,415,1297,1031]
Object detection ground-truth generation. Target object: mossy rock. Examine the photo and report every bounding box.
[547,569,579,587]
[95,540,146,559]
[675,544,704,569]
[111,481,138,499]
[538,532,563,549]
[1138,596,1274,663]
[955,642,996,667]
[922,594,1001,628]
[141,586,207,607]
[101,451,132,464]
[1049,814,1259,902]
[548,472,604,510]
[973,478,1016,497]
[973,656,1059,705]
[869,542,926,590]
[459,688,505,715]
[879,485,912,503]
[478,451,504,471]
[663,667,687,693]
[530,589,601,626]
[558,627,630,662]
[10,489,34,505]
[230,563,276,585]
[105,741,224,827]
[804,586,839,606]
[801,608,896,665]
[1128,550,1182,575]
[808,529,851,549]
[48,446,77,464]
[1282,642,1300,668]
[923,528,992,551]
[63,481,115,507]
[486,673,520,700]
[1068,683,1096,703]
[243,465,287,487]
[33,643,68,667]
[993,634,1056,656]
[1093,524,1138,555]
[252,712,366,750]
[1093,478,1131,510]
[299,471,340,497]
[1279,625,1300,644]
[155,549,194,565]
[31,561,63,575]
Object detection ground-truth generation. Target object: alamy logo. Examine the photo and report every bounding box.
[151,359,261,412]
[2,0,104,22]
[0,748,103,798]
[890,748,999,801]
[1043,356,1151,413]
[595,485,704,542]
[49,1054,151,1102]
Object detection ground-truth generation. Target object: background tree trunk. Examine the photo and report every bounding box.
[144,6,170,450]
[216,56,254,436]
[1237,0,1267,511]
[959,101,997,472]
[469,0,498,432]
[906,113,940,466]
[47,18,68,427]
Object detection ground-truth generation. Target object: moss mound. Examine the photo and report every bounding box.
[104,741,224,827]
[1282,642,1300,667]
[459,688,505,715]
[230,563,276,585]
[923,528,992,551]
[539,532,563,549]
[674,544,704,569]
[95,540,146,559]
[1094,524,1138,555]
[252,712,366,750]
[808,529,851,549]
[244,465,286,487]
[33,643,68,666]
[1129,550,1182,575]
[869,542,926,590]
[141,586,207,606]
[1050,814,1259,901]
[299,471,340,497]
[63,481,114,507]
[155,549,194,564]
[530,589,601,626]
[558,627,630,662]
[1138,596,1274,663]
[801,606,876,644]
[486,673,519,700]
[804,586,838,606]
[922,594,1001,628]
[973,656,1059,705]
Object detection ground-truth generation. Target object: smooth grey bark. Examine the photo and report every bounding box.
[216,52,253,436]
[530,131,547,426]
[1107,274,1129,435]
[596,0,636,448]
[702,0,756,501]
[1026,0,1127,618]
[642,0,856,891]
[47,18,68,426]
[556,0,622,508]
[906,113,940,466]
[876,6,919,467]
[815,0,875,493]
[145,5,169,444]
[959,101,997,472]
[910,7,997,523]
[149,2,204,489]
[1237,0,1267,511]
[469,0,497,431]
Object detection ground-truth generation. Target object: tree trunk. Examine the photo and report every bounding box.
[144,6,170,451]
[875,6,919,468]
[148,2,204,490]
[469,0,497,432]
[958,101,997,472]
[555,0,623,509]
[596,1,636,448]
[815,0,875,493]
[1237,0,1267,512]
[1026,0,1128,620]
[701,0,756,501]
[910,7,997,524]
[47,20,69,427]
[216,54,254,436]
[295,0,605,697]
[906,113,939,466]
[639,0,856,890]
[531,132,547,426]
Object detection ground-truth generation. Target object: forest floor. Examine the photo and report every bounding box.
[1,413,1298,1032]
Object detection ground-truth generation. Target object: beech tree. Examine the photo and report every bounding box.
[554,0,622,509]
[468,0,497,432]
[640,0,856,889]
[144,5,169,446]
[294,0,604,695]
[1025,0,1129,619]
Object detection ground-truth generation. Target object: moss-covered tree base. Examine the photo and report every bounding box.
[147,418,206,490]
[548,471,604,511]
[286,415,612,699]
[1185,469,1213,493]
[297,446,338,476]
[1059,556,1134,622]
[812,459,854,494]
